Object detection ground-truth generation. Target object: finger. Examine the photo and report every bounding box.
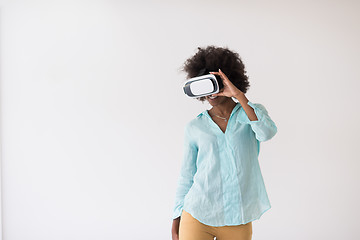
[212,92,224,97]
[218,69,229,80]
[217,71,230,83]
[211,72,229,85]
[209,71,219,75]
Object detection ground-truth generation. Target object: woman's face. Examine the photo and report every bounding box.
[205,94,228,106]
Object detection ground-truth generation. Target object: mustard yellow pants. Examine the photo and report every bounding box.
[179,210,252,240]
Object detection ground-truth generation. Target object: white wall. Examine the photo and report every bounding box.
[1,0,360,239]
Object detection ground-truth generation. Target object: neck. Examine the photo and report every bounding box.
[210,99,237,116]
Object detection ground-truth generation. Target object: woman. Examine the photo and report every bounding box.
[171,46,277,240]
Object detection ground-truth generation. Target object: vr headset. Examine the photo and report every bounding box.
[183,68,224,98]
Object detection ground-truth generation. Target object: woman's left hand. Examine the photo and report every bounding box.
[210,69,243,98]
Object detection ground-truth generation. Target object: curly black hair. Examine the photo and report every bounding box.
[180,45,250,102]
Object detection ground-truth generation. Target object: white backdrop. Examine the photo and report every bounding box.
[1,0,360,239]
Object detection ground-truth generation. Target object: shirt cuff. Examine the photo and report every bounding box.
[173,205,183,219]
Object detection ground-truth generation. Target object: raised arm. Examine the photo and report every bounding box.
[235,92,277,142]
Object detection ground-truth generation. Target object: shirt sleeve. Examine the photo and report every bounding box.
[243,100,278,142]
[172,123,198,219]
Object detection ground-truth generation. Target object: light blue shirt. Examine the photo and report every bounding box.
[172,100,277,226]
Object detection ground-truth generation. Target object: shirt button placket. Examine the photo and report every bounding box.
[220,134,242,224]
[228,134,245,223]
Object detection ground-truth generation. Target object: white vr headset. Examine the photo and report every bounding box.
[183,68,224,98]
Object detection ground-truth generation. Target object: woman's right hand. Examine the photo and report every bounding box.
[171,217,181,240]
